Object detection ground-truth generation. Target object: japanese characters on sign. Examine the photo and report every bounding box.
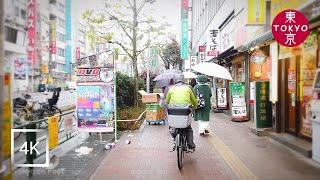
[198,46,206,63]
[27,0,37,66]
[254,81,272,128]
[76,47,81,60]
[220,19,235,53]
[206,29,220,61]
[190,56,197,69]
[217,88,227,108]
[230,82,247,120]
[65,0,72,73]
[288,69,296,93]
[180,0,188,59]
[272,9,309,47]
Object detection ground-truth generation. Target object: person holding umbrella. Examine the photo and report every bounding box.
[194,75,212,135]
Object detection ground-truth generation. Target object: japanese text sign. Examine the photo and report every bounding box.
[217,88,227,108]
[27,0,37,66]
[254,81,272,128]
[272,9,309,47]
[206,29,220,60]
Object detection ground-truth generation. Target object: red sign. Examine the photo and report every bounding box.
[272,9,309,47]
[27,0,36,66]
[52,41,56,54]
[76,47,80,59]
[199,46,206,52]
[77,69,101,76]
[181,0,188,8]
[207,51,219,56]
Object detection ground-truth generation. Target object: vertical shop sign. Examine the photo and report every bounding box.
[206,29,220,60]
[48,116,59,150]
[150,46,158,68]
[254,81,272,128]
[66,46,72,73]
[190,55,197,69]
[27,0,37,66]
[270,42,278,102]
[248,0,266,24]
[288,69,296,93]
[65,0,72,73]
[76,47,80,59]
[14,57,27,80]
[181,20,188,59]
[230,82,247,120]
[52,41,56,54]
[3,74,11,157]
[180,0,188,59]
[198,46,206,63]
[217,88,227,108]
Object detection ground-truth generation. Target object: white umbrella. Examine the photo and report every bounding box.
[192,62,233,80]
[153,69,182,81]
[183,71,197,79]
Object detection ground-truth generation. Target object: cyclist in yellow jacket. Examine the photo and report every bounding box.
[166,74,198,151]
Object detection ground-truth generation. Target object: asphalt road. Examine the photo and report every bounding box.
[13,90,76,108]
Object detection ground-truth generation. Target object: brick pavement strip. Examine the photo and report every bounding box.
[90,122,237,180]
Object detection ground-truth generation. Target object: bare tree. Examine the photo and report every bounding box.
[82,0,166,104]
[158,38,182,70]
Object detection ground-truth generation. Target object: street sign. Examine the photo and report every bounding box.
[150,46,158,68]
[181,20,188,59]
[181,8,188,19]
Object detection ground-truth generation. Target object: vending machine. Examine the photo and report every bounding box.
[311,69,320,163]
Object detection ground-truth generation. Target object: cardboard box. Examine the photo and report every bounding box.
[146,109,165,120]
[139,90,163,103]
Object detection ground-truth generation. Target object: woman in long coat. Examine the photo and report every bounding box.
[194,75,212,135]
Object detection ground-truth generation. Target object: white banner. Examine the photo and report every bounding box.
[217,88,227,108]
[206,29,220,61]
[270,42,278,102]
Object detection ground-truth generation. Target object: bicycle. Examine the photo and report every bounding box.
[167,104,193,170]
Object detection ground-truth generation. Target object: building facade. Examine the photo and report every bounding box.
[190,0,320,158]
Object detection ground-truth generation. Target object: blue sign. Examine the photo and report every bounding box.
[66,45,71,73]
[181,20,188,59]
[65,0,72,41]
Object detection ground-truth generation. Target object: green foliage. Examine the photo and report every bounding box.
[116,72,144,109]
[159,38,182,69]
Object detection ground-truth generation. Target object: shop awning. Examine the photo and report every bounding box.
[237,31,274,52]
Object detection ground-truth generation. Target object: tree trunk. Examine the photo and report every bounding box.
[132,0,139,106]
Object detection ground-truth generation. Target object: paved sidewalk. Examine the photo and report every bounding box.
[209,113,320,180]
[90,122,237,180]
[90,112,320,180]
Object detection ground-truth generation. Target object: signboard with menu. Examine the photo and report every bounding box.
[230,82,247,121]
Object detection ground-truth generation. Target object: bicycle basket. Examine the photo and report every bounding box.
[168,114,191,128]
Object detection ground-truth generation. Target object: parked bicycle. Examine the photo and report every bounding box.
[168,104,194,170]
[13,88,62,139]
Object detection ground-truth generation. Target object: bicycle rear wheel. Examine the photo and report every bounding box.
[177,132,183,170]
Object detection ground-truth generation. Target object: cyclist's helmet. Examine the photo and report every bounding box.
[174,74,185,84]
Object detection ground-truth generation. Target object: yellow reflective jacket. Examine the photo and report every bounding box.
[166,83,198,107]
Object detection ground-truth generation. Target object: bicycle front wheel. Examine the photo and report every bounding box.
[176,133,183,170]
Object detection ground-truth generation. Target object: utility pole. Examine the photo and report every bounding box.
[0,0,5,178]
[146,30,150,93]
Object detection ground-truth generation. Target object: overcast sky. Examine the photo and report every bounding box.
[72,0,181,37]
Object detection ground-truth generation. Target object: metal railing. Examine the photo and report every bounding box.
[12,109,77,177]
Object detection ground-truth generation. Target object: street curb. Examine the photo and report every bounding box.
[86,133,124,180]
[76,134,116,180]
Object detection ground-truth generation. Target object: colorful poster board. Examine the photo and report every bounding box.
[230,82,247,120]
[76,52,115,132]
[254,81,272,129]
[3,73,11,157]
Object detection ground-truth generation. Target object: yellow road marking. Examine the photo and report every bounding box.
[208,133,258,180]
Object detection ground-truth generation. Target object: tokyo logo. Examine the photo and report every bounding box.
[272,9,309,47]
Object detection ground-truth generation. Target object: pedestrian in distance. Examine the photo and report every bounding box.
[194,75,212,135]
[189,78,197,88]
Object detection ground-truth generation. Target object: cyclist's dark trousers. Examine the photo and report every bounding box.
[170,125,196,149]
